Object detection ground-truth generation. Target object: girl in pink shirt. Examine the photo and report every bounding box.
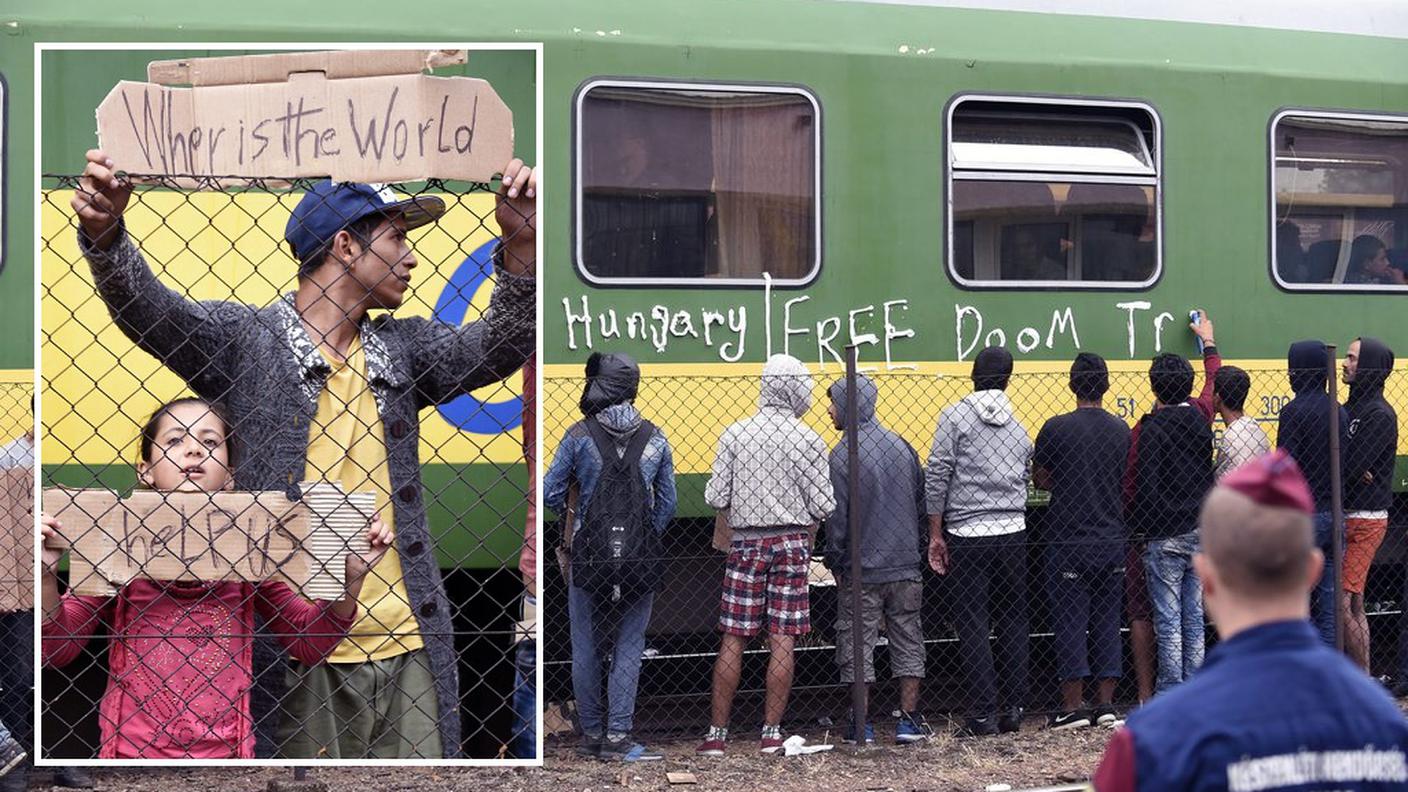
[40,397,392,759]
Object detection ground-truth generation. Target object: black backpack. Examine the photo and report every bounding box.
[571,417,662,601]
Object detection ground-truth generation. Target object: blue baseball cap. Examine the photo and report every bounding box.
[285,181,446,262]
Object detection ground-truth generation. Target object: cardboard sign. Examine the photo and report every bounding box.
[0,468,33,611]
[96,49,514,186]
[42,485,372,600]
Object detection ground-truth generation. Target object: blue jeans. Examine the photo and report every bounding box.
[1310,511,1339,647]
[1144,532,1204,693]
[568,585,654,737]
[509,638,537,759]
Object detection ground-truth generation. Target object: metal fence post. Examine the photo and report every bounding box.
[845,345,865,743]
[1327,344,1345,654]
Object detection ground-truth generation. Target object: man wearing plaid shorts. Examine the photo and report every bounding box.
[697,354,835,756]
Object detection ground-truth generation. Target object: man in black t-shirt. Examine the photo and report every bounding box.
[1033,353,1131,729]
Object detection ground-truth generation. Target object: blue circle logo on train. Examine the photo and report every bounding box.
[431,239,523,433]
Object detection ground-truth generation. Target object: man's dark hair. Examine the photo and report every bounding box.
[972,346,1014,392]
[1069,352,1110,402]
[1214,366,1251,412]
[293,212,389,278]
[1148,353,1194,405]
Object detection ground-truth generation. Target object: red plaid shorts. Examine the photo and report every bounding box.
[719,531,811,637]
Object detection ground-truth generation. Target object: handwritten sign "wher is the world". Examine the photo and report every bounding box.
[96,51,514,186]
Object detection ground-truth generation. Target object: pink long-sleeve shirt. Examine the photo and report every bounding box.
[43,580,352,759]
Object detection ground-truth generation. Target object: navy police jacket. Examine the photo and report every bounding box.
[1094,620,1408,791]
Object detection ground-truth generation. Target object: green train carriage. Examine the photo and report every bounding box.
[529,0,1408,714]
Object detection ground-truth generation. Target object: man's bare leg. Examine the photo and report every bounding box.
[1095,677,1117,708]
[1343,592,1371,671]
[898,677,920,713]
[763,633,795,727]
[711,633,749,728]
[1132,619,1156,704]
[1060,679,1084,713]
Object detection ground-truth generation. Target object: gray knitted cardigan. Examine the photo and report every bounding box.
[79,224,535,757]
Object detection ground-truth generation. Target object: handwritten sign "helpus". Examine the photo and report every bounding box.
[96,49,514,186]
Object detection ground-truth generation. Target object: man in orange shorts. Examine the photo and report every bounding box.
[1341,337,1396,671]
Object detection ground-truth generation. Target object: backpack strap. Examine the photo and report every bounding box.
[585,417,655,470]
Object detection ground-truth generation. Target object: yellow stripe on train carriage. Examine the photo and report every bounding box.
[0,369,34,445]
[40,190,524,466]
[542,360,1408,478]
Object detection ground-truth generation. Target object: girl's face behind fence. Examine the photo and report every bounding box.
[138,402,233,493]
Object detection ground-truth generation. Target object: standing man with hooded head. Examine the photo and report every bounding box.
[543,353,676,762]
[698,354,835,757]
[1278,340,1350,647]
[926,346,1033,737]
[1340,338,1396,671]
[821,374,929,745]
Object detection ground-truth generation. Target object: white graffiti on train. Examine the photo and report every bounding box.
[563,280,1180,366]
[561,274,919,370]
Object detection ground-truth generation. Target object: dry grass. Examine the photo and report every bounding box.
[44,719,1112,792]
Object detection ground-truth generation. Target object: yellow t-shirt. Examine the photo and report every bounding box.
[305,335,424,663]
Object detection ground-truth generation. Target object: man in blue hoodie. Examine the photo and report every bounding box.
[1277,340,1349,646]
[543,352,677,762]
[822,374,930,745]
[926,346,1033,737]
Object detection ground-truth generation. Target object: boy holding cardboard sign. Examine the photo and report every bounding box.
[70,121,535,758]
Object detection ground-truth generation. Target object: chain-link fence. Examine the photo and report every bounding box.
[38,172,535,761]
[0,383,35,772]
[541,349,1406,750]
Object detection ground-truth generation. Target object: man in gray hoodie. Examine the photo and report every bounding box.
[698,354,835,757]
[926,346,1033,737]
[822,374,930,745]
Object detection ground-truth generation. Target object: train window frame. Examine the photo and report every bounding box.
[572,77,823,288]
[944,94,1163,291]
[1268,108,1408,294]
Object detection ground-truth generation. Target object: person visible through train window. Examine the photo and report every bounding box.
[1128,353,1215,693]
[1033,353,1129,730]
[821,374,930,745]
[1212,366,1270,480]
[544,352,676,763]
[1277,340,1349,647]
[925,346,1033,737]
[1093,451,1408,792]
[698,354,835,757]
[71,149,538,758]
[1340,338,1396,673]
[1345,234,1407,285]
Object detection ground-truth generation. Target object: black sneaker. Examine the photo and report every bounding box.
[1047,710,1092,730]
[1092,705,1119,727]
[576,733,602,758]
[997,708,1024,734]
[599,734,664,762]
[952,716,999,738]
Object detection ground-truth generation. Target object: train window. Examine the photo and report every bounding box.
[947,97,1161,289]
[1271,111,1408,291]
[574,80,820,286]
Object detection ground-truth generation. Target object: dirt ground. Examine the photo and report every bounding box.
[29,719,1113,792]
